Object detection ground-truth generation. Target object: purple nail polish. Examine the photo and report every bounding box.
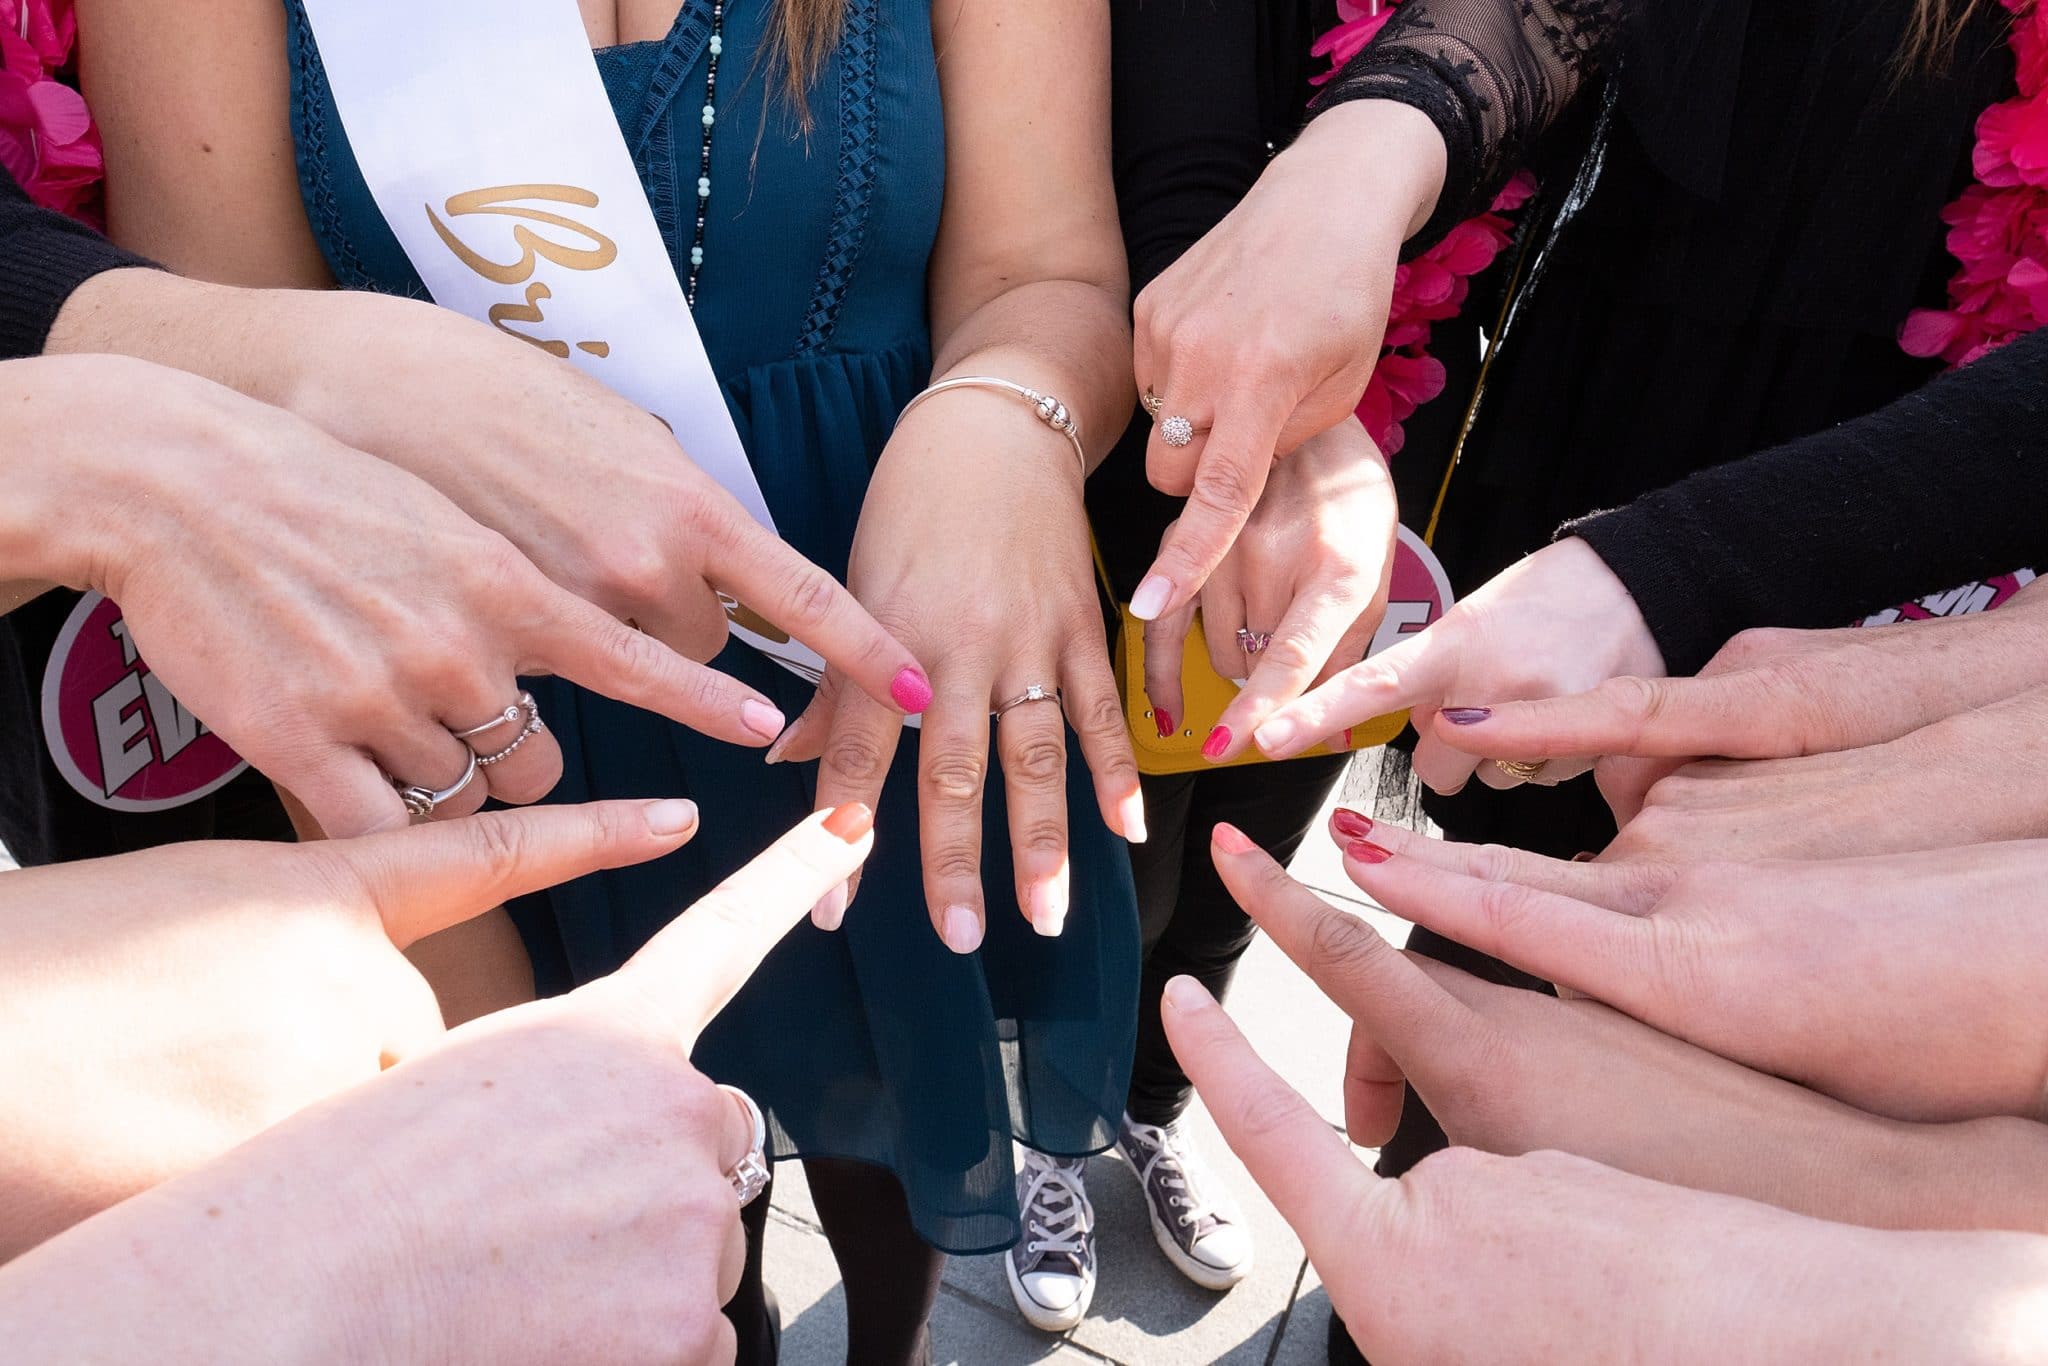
[1441,707,1493,725]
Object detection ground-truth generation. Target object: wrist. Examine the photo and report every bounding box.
[1291,98,1448,242]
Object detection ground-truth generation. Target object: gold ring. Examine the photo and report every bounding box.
[1493,757,1549,782]
[1141,387,1164,417]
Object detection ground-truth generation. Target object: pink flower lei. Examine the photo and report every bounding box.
[1313,0,1538,457]
[1899,0,2048,367]
[0,0,104,223]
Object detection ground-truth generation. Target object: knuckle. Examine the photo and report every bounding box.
[1594,673,1670,731]
[1003,735,1067,788]
[823,730,891,787]
[922,750,987,805]
[1074,690,1128,741]
[1472,879,1541,943]
[1467,842,1524,885]
[1016,818,1067,858]
[465,813,533,886]
[772,562,846,635]
[1188,458,1257,519]
[597,538,672,607]
[930,846,983,885]
[1304,903,1387,983]
[1228,1075,1322,1145]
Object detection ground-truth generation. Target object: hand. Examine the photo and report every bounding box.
[1162,977,2048,1366]
[0,806,873,1364]
[1427,583,2048,819]
[1205,823,2048,1232]
[1341,821,2048,1123]
[2,354,791,837]
[1602,684,2048,865]
[49,278,933,727]
[1142,417,1396,760]
[0,794,702,1258]
[780,388,1143,950]
[1252,537,1665,793]
[1127,100,1445,618]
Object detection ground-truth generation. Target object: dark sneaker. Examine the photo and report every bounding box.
[1117,1113,1254,1290]
[1004,1147,1097,1332]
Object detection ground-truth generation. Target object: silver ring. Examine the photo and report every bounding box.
[1236,628,1273,656]
[1141,387,1164,418]
[993,683,1060,719]
[1493,757,1549,783]
[392,749,480,818]
[470,693,545,767]
[1159,414,1196,448]
[718,1084,771,1209]
[453,698,527,740]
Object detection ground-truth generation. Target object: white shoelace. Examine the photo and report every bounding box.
[1125,1120,1220,1230]
[1019,1151,1093,1259]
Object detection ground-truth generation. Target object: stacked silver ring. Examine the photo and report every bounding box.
[394,750,479,818]
[466,691,545,768]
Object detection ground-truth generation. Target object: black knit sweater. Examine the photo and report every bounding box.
[0,167,151,359]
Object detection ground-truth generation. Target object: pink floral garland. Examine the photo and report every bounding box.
[1899,0,2047,366]
[1314,0,1537,456]
[0,0,103,223]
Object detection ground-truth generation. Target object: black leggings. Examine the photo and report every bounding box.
[725,1158,946,1366]
[1127,754,1348,1127]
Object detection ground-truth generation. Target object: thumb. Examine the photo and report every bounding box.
[586,803,876,1053]
[324,799,701,949]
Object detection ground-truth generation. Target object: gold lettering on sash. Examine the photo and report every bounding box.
[426,184,619,284]
[487,282,572,357]
[720,594,792,643]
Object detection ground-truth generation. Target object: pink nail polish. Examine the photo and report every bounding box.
[1346,839,1393,865]
[1211,822,1256,855]
[1130,574,1175,622]
[890,666,934,715]
[741,699,786,742]
[1154,707,1175,738]
[1331,808,1374,840]
[1201,725,1231,761]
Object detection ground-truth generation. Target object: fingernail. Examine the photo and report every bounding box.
[1342,727,1355,749]
[1154,707,1175,738]
[1253,716,1298,753]
[1118,790,1149,845]
[741,699,786,741]
[1211,821,1256,855]
[1331,807,1374,840]
[812,880,851,931]
[763,726,795,765]
[890,666,934,715]
[1131,574,1175,622]
[1201,725,1232,761]
[1346,839,1393,865]
[1441,707,1493,725]
[942,903,983,954]
[822,802,874,843]
[1030,878,1069,937]
[1163,975,1209,1012]
[645,798,699,836]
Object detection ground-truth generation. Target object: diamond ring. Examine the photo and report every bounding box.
[718,1085,772,1209]
[993,683,1060,719]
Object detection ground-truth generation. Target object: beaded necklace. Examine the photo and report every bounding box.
[686,0,724,307]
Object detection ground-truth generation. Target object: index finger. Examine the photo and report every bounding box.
[706,515,933,717]
[1160,974,1394,1269]
[1214,581,1379,756]
[1251,617,1460,759]
[595,803,877,1051]
[1208,824,1475,1070]
[1426,674,1786,765]
[1135,404,1287,620]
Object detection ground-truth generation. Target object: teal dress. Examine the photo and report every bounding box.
[284,0,1139,1255]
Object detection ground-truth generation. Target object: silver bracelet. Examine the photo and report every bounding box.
[897,376,1087,474]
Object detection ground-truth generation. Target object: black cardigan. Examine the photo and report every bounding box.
[0,166,151,358]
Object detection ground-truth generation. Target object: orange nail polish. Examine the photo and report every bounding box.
[822,802,874,843]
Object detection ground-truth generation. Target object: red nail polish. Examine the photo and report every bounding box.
[1154,707,1175,738]
[822,802,874,843]
[890,667,933,715]
[1346,839,1393,865]
[1202,725,1231,760]
[1342,727,1355,750]
[1211,821,1256,855]
[1332,807,1374,840]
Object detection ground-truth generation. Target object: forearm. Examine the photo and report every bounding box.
[1569,329,2048,675]
[1870,1115,2048,1235]
[929,279,1133,476]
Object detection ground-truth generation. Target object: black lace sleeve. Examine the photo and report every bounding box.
[1311,0,1621,251]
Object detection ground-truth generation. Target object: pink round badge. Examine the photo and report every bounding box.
[1366,525,1456,657]
[39,592,247,812]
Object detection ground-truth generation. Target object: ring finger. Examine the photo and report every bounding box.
[370,721,489,822]
[994,672,1070,937]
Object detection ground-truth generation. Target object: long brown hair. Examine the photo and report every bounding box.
[767,0,846,118]
[1898,0,1992,68]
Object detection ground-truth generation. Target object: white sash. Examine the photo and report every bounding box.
[297,0,825,683]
